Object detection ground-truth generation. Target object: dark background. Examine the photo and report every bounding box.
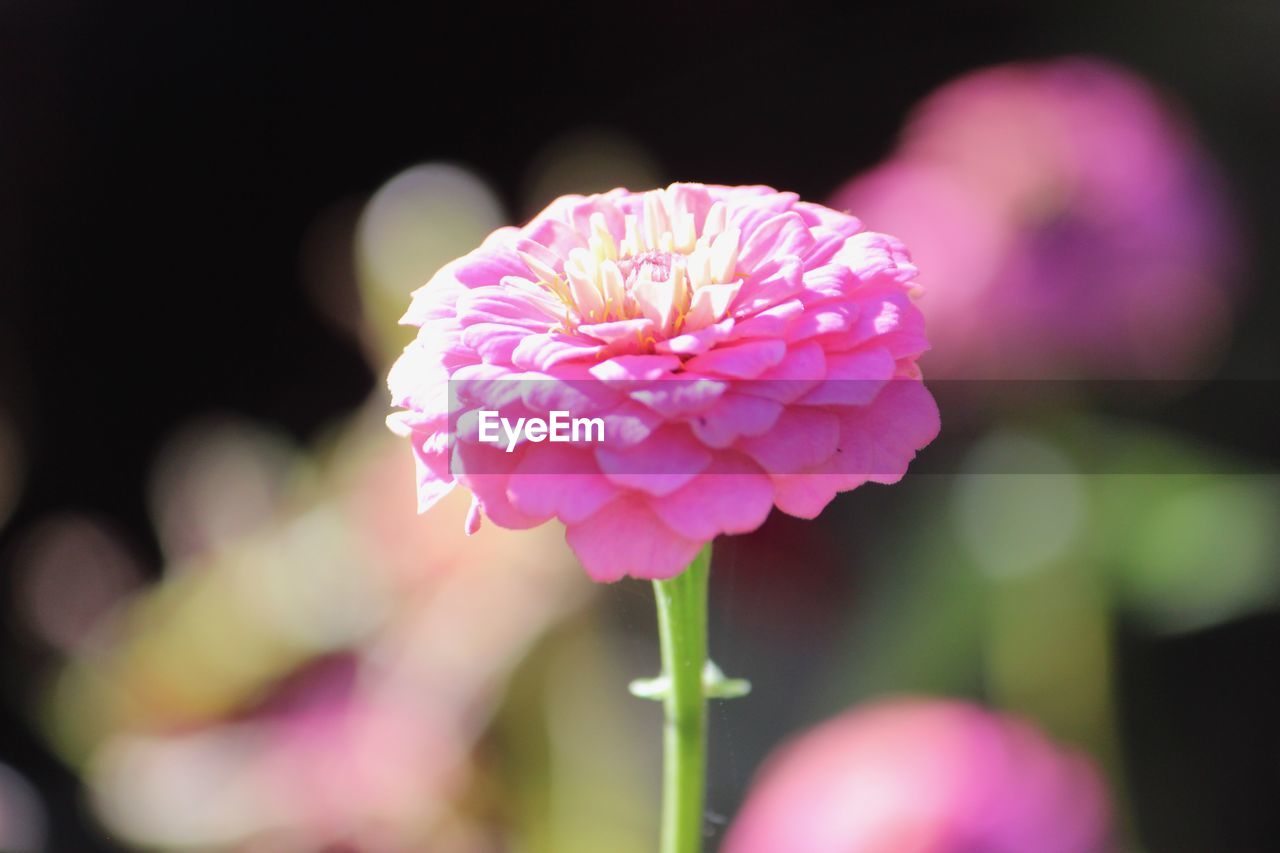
[2,2,1278,849]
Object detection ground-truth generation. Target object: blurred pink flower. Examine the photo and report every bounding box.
[724,698,1112,853]
[833,58,1239,379]
[90,656,470,851]
[241,656,464,842]
[388,183,938,581]
[64,415,587,851]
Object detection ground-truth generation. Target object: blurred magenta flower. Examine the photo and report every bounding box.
[61,418,586,850]
[724,698,1111,853]
[834,59,1239,378]
[91,656,461,850]
[388,183,938,580]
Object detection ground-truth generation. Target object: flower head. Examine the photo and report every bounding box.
[388,183,938,580]
[834,59,1239,379]
[724,698,1112,853]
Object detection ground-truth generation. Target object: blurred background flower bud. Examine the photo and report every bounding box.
[724,698,1111,853]
[834,58,1242,379]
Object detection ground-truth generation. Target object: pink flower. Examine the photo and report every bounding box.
[724,698,1112,853]
[388,183,938,581]
[89,656,468,849]
[833,59,1239,379]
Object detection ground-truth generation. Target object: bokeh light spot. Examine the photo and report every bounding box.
[953,431,1087,578]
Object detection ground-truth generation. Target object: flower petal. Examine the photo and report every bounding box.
[688,392,783,448]
[511,333,602,370]
[684,339,787,379]
[796,346,895,406]
[648,453,774,540]
[589,354,683,382]
[737,212,816,273]
[595,425,712,496]
[566,496,704,581]
[508,444,621,524]
[737,407,841,475]
[829,379,940,483]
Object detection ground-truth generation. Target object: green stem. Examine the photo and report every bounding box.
[653,543,712,853]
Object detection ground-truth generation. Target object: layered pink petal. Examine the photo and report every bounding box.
[387,182,938,581]
[647,454,775,541]
[566,496,704,581]
[595,425,713,497]
[507,445,621,524]
[684,339,787,379]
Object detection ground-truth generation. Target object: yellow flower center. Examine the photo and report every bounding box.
[519,188,746,339]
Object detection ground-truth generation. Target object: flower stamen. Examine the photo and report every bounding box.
[521,189,745,340]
